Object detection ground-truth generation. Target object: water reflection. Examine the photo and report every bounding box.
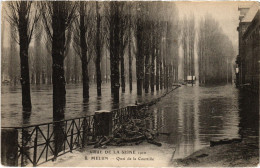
[96,96,102,111]
[153,85,258,159]
[82,98,89,114]
[2,83,258,161]
[2,83,163,127]
[238,90,259,142]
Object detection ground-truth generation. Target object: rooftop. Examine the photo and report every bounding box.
[241,3,259,22]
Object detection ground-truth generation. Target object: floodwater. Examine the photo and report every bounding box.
[1,83,164,127]
[1,83,259,160]
[150,84,259,159]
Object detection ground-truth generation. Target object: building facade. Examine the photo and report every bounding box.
[236,4,260,94]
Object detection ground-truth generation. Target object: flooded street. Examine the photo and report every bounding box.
[1,83,259,161]
[150,84,259,159]
[1,83,165,127]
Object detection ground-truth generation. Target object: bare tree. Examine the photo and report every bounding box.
[103,2,124,102]
[73,1,95,99]
[127,2,134,92]
[34,24,43,84]
[117,2,128,93]
[41,1,77,118]
[134,2,146,95]
[198,15,234,84]
[181,16,188,82]
[8,26,19,85]
[6,1,40,111]
[95,2,102,96]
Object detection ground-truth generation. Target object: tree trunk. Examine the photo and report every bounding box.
[144,41,149,93]
[52,2,66,119]
[128,37,132,92]
[47,56,52,84]
[110,3,120,102]
[128,12,132,92]
[47,74,52,84]
[120,50,125,93]
[184,41,187,82]
[150,35,155,92]
[160,58,163,90]
[18,2,32,111]
[80,3,89,99]
[82,59,89,99]
[36,71,40,84]
[96,2,102,96]
[31,73,35,84]
[35,37,41,85]
[14,77,17,86]
[74,55,78,83]
[164,62,167,90]
[42,71,45,84]
[136,20,144,96]
[65,57,70,84]
[156,46,160,91]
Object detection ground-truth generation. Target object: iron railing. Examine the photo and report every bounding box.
[112,107,131,132]
[2,86,179,167]
[8,116,95,167]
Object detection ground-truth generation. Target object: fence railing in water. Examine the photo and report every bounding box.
[7,116,95,166]
[1,86,179,167]
[2,106,138,167]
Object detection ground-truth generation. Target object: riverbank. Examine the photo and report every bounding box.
[173,137,259,167]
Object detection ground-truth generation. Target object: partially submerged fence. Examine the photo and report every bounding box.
[2,116,95,167]
[1,86,180,167]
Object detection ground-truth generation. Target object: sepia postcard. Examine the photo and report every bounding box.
[1,1,259,167]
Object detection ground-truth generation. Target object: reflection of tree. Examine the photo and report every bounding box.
[96,96,102,111]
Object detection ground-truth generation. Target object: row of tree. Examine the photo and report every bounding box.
[5,1,180,115]
[181,15,195,80]
[197,15,234,84]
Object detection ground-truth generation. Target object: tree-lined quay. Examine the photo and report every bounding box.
[4,1,181,116]
[2,1,259,167]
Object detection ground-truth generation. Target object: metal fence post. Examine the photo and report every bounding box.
[33,127,38,166]
[82,117,86,148]
[94,110,112,136]
[128,105,138,119]
[70,122,74,152]
[1,128,18,166]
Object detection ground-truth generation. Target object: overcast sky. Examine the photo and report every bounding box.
[1,1,258,53]
[175,1,259,78]
[175,1,258,56]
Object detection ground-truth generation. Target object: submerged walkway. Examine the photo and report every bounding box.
[40,86,181,167]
